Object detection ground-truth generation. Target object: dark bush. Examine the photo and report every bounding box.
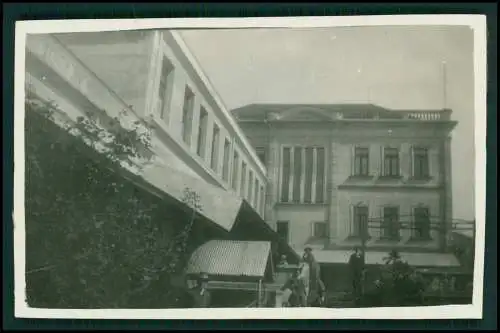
[25,97,200,308]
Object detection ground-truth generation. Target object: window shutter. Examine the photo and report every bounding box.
[380,146,385,176]
[351,145,355,176]
[399,144,404,177]
[429,145,437,179]
[379,206,384,238]
[410,145,415,178]
[349,204,354,236]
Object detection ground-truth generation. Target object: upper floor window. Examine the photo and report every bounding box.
[383,147,400,177]
[381,206,400,240]
[413,206,431,240]
[351,205,369,238]
[254,179,259,208]
[248,170,254,203]
[353,147,369,176]
[181,87,195,146]
[231,151,239,191]
[260,185,265,216]
[158,57,174,119]
[413,147,430,179]
[196,107,208,158]
[255,147,267,165]
[222,139,231,182]
[312,221,328,239]
[280,146,325,204]
[240,162,247,198]
[210,124,220,172]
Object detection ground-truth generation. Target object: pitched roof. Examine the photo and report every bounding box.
[186,240,272,279]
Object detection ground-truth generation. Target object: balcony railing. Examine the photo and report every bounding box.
[350,216,475,241]
[335,109,452,121]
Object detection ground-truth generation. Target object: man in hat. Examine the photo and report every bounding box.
[349,247,365,301]
[189,272,212,308]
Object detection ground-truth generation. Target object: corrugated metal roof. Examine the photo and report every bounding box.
[294,248,461,268]
[186,240,272,278]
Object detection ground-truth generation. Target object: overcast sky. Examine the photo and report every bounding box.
[179,25,475,221]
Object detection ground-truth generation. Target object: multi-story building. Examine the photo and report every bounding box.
[232,103,461,282]
[25,30,267,222]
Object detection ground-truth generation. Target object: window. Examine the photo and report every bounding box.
[292,147,302,203]
[240,162,247,197]
[231,151,239,190]
[256,147,267,165]
[260,185,265,215]
[281,147,291,202]
[383,147,400,177]
[312,222,328,238]
[354,147,369,176]
[280,146,326,204]
[158,57,174,119]
[276,221,290,244]
[196,107,208,158]
[352,205,369,238]
[304,147,314,203]
[382,206,400,240]
[254,179,259,208]
[248,170,254,202]
[222,139,231,182]
[315,148,325,203]
[210,124,220,172]
[181,87,195,145]
[413,147,430,179]
[413,207,431,239]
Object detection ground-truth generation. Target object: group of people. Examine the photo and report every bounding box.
[278,247,326,307]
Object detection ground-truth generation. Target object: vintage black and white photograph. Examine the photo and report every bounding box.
[14,16,486,319]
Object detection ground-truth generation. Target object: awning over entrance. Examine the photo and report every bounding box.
[185,240,272,281]
[295,248,461,268]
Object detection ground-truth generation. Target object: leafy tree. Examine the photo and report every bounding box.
[25,91,202,308]
[362,250,425,307]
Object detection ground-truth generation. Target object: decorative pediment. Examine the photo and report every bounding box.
[273,106,334,122]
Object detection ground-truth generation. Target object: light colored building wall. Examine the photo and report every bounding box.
[25,31,267,218]
[235,108,455,252]
[275,205,328,248]
[335,189,442,250]
[54,31,154,117]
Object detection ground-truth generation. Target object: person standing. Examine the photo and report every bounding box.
[348,247,365,302]
[189,272,212,308]
[296,259,310,307]
[302,247,324,306]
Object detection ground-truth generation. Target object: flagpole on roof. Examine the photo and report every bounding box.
[442,60,448,110]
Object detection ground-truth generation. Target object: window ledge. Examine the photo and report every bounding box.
[407,237,433,243]
[376,237,402,243]
[348,175,373,180]
[378,175,403,180]
[346,235,372,241]
[275,201,327,206]
[306,237,328,244]
[407,177,433,183]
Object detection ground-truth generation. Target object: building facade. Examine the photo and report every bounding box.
[25,30,267,218]
[232,104,457,258]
